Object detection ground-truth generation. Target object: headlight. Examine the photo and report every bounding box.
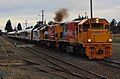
[88,39,91,42]
[109,39,112,42]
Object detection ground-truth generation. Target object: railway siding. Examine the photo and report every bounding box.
[4,36,107,79]
[31,45,120,79]
[6,39,110,79]
[0,36,64,79]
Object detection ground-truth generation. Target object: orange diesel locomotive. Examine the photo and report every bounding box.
[77,18,112,59]
[56,18,112,59]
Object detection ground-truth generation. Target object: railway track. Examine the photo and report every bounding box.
[5,37,109,79]
[97,59,120,69]
[42,46,120,78]
[0,40,8,58]
[0,37,25,66]
[0,36,16,58]
[19,45,108,79]
[24,48,86,79]
[15,44,88,79]
[0,37,79,79]
[5,36,120,79]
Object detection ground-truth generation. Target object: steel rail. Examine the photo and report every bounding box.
[0,39,8,57]
[24,46,108,79]
[23,47,87,79]
[5,37,108,79]
[102,59,120,69]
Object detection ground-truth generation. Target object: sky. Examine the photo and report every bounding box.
[0,0,120,31]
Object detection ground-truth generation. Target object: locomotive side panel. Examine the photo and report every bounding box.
[67,22,76,42]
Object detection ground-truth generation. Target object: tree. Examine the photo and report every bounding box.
[17,23,22,30]
[111,19,117,27]
[4,20,13,32]
[110,19,118,34]
[33,21,43,29]
[0,30,2,35]
[117,21,120,33]
[117,21,120,27]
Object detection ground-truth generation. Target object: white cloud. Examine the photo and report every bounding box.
[0,0,120,30]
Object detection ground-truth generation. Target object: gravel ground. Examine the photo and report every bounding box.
[0,37,64,79]
[0,66,42,79]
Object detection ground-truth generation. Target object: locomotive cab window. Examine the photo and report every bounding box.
[91,23,104,29]
[105,25,110,30]
[83,24,90,32]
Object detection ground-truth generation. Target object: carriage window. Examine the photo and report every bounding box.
[24,32,26,36]
[34,31,39,36]
[91,23,104,29]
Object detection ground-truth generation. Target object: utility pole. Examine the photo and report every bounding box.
[25,20,28,29]
[90,0,93,18]
[41,10,45,24]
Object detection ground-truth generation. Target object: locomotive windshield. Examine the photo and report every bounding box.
[91,23,104,29]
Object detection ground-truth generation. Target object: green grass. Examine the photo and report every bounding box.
[113,38,120,43]
[112,36,120,43]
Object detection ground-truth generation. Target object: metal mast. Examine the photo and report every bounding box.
[41,10,45,24]
[25,20,28,29]
[90,0,93,18]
